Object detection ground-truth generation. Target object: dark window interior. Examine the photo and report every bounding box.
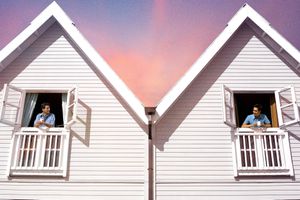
[234,93,278,127]
[25,93,64,127]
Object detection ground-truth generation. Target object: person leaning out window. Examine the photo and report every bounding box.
[34,102,55,128]
[242,104,271,128]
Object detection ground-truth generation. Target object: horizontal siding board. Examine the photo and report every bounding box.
[0,22,146,199]
[155,24,300,199]
[156,183,300,199]
[0,182,144,200]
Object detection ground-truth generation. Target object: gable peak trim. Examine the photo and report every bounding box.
[154,3,300,123]
[0,1,148,124]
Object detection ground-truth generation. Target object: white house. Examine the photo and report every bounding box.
[153,3,300,200]
[0,2,149,200]
[1,2,300,200]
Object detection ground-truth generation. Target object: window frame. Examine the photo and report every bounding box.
[275,85,300,127]
[222,85,236,128]
[22,90,67,128]
[222,85,298,177]
[1,86,78,129]
[233,91,278,127]
[0,84,78,177]
[0,84,26,128]
[65,86,78,128]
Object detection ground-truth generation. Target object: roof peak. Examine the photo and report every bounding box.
[0,1,148,124]
[155,2,300,123]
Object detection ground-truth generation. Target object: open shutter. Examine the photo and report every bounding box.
[222,85,236,128]
[275,85,299,127]
[65,86,78,128]
[0,84,25,127]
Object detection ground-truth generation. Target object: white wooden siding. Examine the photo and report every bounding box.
[0,182,144,200]
[156,182,300,200]
[0,22,147,200]
[155,24,300,199]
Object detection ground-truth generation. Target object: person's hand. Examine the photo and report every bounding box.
[35,120,43,127]
[261,123,271,128]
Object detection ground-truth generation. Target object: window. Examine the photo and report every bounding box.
[234,93,278,127]
[0,84,78,177]
[22,93,64,127]
[222,85,297,176]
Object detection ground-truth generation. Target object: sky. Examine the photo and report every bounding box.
[0,0,300,106]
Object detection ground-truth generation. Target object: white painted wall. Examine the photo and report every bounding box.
[0,22,147,200]
[154,24,300,199]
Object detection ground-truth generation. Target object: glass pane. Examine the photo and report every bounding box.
[225,106,233,122]
[68,90,75,121]
[3,87,22,122]
[281,104,296,124]
[6,87,22,107]
[2,104,18,123]
[225,90,231,103]
[279,89,293,107]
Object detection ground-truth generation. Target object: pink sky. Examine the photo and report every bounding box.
[0,0,300,106]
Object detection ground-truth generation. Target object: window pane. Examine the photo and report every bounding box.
[278,90,293,107]
[281,104,296,124]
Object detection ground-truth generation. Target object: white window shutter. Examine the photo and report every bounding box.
[275,85,299,127]
[222,85,236,128]
[65,86,78,128]
[0,84,25,127]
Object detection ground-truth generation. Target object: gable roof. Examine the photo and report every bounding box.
[0,1,148,124]
[155,3,300,123]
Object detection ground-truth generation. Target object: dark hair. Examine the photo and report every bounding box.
[253,104,262,111]
[41,102,51,109]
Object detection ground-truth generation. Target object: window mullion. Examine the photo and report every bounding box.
[62,130,70,177]
[30,134,37,168]
[279,134,286,168]
[282,131,294,176]
[19,134,26,168]
[247,135,253,168]
[263,134,270,169]
[242,135,247,168]
[269,135,275,168]
[46,135,53,168]
[39,132,47,169]
[256,133,264,170]
[236,134,242,170]
[12,134,21,169]
[274,135,281,167]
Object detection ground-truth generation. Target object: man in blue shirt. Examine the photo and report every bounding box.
[34,102,55,128]
[242,104,271,128]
